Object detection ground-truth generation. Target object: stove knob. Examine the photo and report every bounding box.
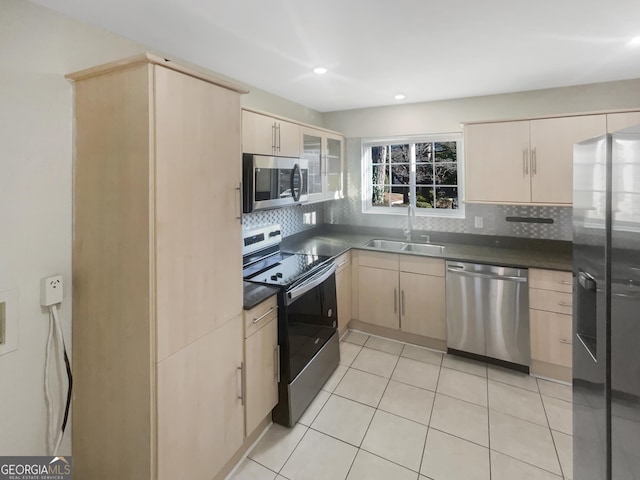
[276,272,283,278]
[270,275,278,281]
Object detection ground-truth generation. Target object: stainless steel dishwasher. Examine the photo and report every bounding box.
[446,261,530,368]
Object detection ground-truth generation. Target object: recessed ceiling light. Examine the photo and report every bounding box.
[394,93,406,100]
[313,67,327,74]
[630,35,640,46]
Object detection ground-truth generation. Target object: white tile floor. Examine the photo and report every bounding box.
[229,331,573,480]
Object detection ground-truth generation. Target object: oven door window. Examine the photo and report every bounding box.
[285,275,337,380]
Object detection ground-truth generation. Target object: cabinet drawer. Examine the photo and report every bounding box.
[335,251,351,273]
[244,295,278,338]
[357,250,399,271]
[530,289,572,315]
[530,309,572,368]
[529,269,572,293]
[399,255,445,277]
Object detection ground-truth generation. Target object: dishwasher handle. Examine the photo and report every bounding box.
[446,267,527,283]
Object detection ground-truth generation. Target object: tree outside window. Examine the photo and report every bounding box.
[365,134,463,216]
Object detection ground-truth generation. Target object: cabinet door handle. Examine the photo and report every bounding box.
[558,301,572,307]
[275,345,281,383]
[394,289,397,314]
[272,123,276,153]
[277,123,281,152]
[558,280,572,286]
[531,147,537,175]
[559,338,572,345]
[236,182,243,224]
[237,362,245,405]
[523,148,529,176]
[401,290,405,316]
[336,260,349,268]
[253,306,276,324]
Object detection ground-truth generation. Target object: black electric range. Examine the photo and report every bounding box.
[242,225,340,427]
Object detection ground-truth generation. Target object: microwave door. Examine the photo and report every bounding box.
[254,167,278,201]
[279,168,293,199]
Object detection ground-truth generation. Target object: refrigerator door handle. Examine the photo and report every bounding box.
[578,271,596,291]
[575,270,598,361]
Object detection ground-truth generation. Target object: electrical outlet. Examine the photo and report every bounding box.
[41,275,63,307]
[474,216,484,228]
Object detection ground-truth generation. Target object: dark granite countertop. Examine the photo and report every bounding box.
[243,281,279,310]
[280,225,573,272]
[243,225,572,309]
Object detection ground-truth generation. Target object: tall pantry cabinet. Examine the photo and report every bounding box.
[67,54,247,480]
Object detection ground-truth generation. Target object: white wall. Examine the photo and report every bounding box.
[323,79,640,137]
[0,0,322,456]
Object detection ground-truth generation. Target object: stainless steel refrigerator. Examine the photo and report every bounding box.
[573,124,640,480]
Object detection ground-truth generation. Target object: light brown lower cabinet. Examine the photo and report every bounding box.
[243,297,279,436]
[157,315,244,479]
[529,268,573,382]
[335,252,352,336]
[356,250,446,341]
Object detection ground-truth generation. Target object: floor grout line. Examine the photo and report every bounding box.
[239,332,572,480]
[539,376,566,479]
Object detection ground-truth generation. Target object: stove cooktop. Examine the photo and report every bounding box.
[244,253,332,287]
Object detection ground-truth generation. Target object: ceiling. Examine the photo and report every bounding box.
[32,0,640,112]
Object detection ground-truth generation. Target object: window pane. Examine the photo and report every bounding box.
[434,142,457,162]
[435,187,458,209]
[416,164,434,185]
[390,144,410,163]
[415,142,433,163]
[372,163,388,184]
[372,185,389,207]
[435,163,457,185]
[416,186,434,208]
[390,186,409,206]
[371,145,388,163]
[391,164,410,184]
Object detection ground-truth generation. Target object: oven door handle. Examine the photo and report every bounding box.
[286,262,336,306]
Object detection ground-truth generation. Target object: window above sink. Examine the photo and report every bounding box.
[361,134,465,219]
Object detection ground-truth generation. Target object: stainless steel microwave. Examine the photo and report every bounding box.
[242,154,308,213]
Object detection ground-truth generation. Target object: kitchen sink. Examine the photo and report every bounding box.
[364,239,445,255]
[364,239,406,251]
[402,243,445,255]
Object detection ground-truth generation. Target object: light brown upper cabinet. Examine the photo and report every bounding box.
[242,109,300,157]
[301,126,344,202]
[465,115,606,205]
[607,111,640,133]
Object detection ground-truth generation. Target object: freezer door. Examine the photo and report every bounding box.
[573,134,610,480]
[610,125,640,480]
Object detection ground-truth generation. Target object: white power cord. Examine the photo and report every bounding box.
[45,304,71,456]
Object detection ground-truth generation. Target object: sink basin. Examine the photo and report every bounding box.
[364,239,445,256]
[364,239,406,251]
[402,243,445,255]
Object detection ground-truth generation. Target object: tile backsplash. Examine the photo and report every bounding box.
[323,198,572,241]
[242,203,325,237]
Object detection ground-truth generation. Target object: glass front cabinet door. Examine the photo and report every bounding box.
[301,127,344,202]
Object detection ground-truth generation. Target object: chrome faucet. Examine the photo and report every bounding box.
[403,204,415,241]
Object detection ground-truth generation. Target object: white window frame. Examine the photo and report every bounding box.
[361,133,465,218]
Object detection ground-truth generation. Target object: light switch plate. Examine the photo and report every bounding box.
[0,289,18,356]
[474,216,483,228]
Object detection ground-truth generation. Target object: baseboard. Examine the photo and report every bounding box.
[347,319,447,352]
[217,415,272,480]
[530,360,572,383]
